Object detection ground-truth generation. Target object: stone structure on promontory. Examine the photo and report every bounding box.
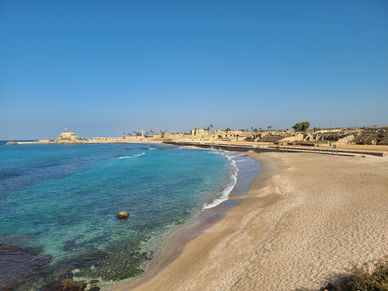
[56,130,79,143]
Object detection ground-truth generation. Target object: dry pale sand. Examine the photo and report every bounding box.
[112,152,388,291]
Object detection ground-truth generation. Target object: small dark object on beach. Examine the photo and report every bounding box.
[116,211,129,219]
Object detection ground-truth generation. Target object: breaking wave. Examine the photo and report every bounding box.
[117,153,146,159]
[202,150,241,210]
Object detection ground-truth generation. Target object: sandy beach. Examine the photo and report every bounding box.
[111,151,388,291]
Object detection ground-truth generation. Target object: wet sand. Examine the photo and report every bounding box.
[112,152,388,291]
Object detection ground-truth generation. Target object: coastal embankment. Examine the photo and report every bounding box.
[164,141,387,157]
[113,151,388,290]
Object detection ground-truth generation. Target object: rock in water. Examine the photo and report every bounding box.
[0,243,22,251]
[60,279,87,291]
[116,211,129,219]
[43,278,87,291]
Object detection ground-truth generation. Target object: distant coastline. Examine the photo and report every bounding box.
[5,127,388,158]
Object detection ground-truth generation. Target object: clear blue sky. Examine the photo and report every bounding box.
[1,0,387,139]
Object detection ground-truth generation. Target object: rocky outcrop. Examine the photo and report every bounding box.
[0,244,52,290]
[43,278,87,291]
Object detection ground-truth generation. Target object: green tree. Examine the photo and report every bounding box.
[292,121,311,132]
[313,127,321,132]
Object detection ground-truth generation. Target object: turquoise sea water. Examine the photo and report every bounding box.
[0,143,259,289]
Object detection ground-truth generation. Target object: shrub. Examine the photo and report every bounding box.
[320,257,388,291]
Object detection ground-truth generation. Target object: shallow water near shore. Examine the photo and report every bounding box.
[0,143,260,289]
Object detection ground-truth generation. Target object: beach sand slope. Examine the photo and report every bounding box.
[114,152,388,291]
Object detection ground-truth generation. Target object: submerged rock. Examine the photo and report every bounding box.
[0,243,52,290]
[116,211,129,219]
[62,279,86,290]
[0,243,22,251]
[63,239,77,251]
[60,251,108,271]
[43,278,87,291]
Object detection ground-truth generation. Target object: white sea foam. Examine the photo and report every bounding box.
[118,153,146,159]
[235,159,249,163]
[202,150,240,210]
